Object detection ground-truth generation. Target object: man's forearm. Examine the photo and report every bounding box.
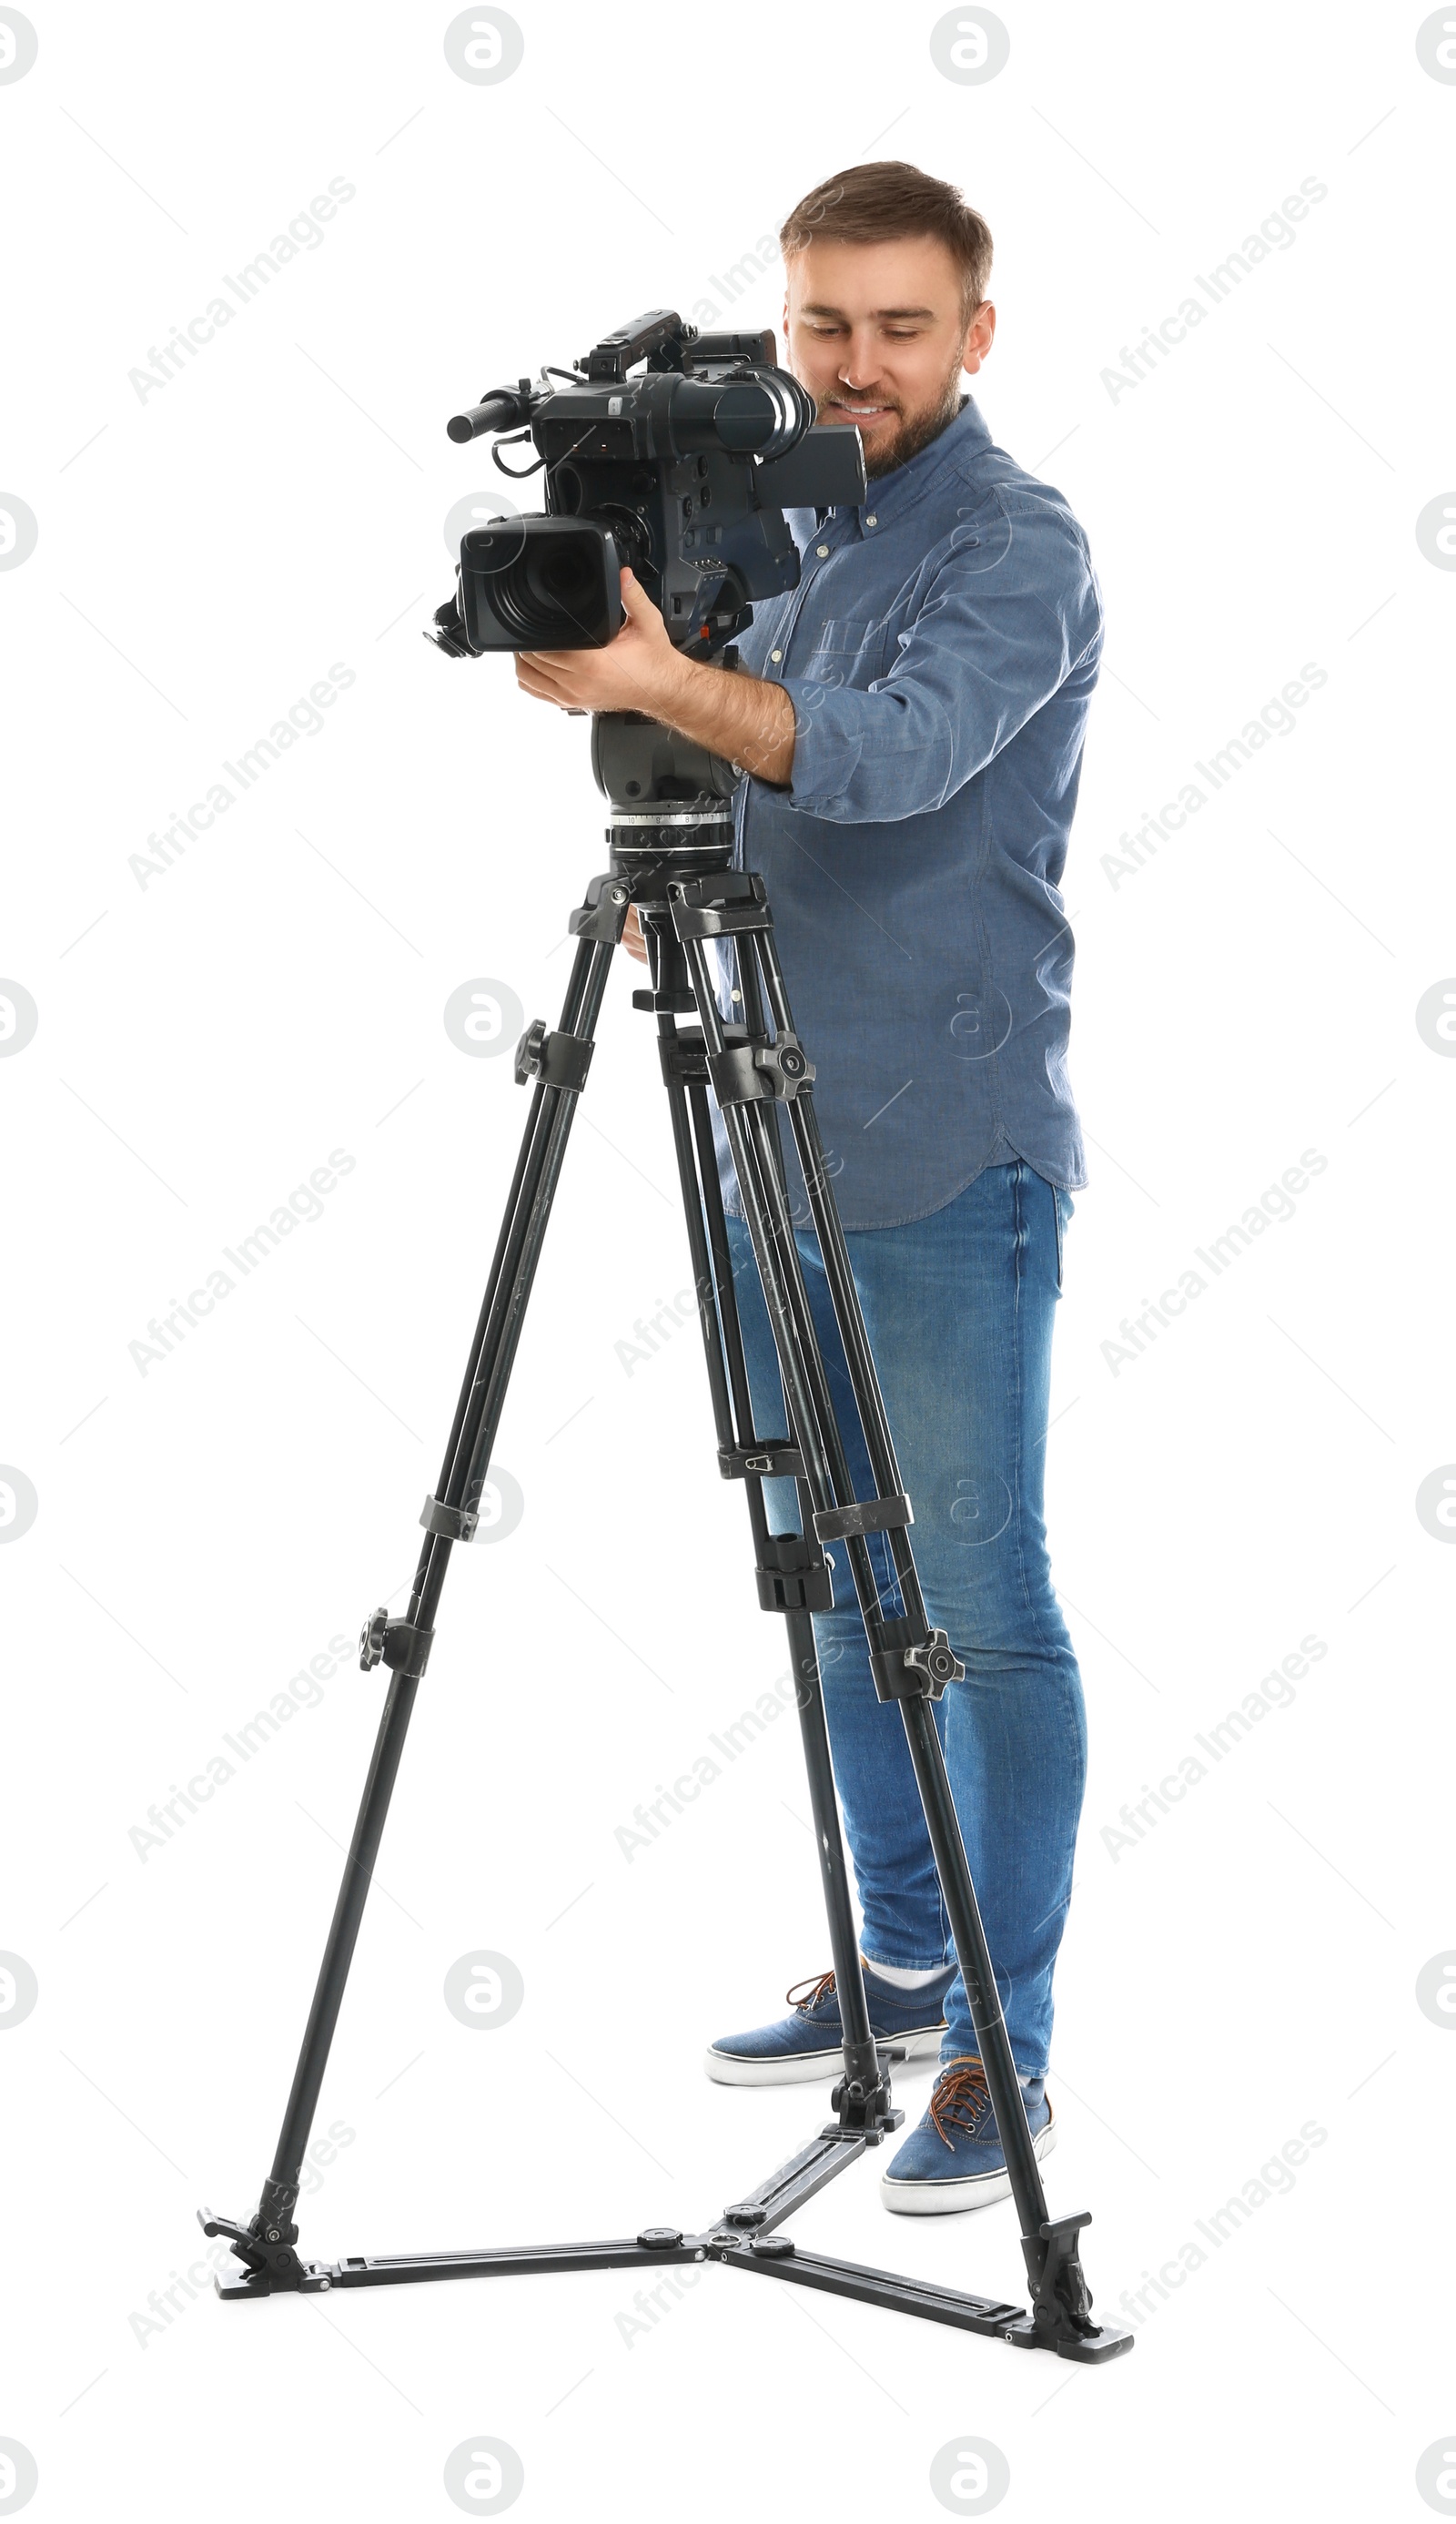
[515,568,797,781]
[652,653,796,786]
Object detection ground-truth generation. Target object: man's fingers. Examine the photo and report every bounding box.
[618,567,653,626]
[521,647,585,675]
[516,659,571,701]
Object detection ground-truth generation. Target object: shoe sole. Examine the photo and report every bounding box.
[703,2023,946,2087]
[880,2103,1057,2215]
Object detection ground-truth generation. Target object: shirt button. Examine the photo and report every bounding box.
[816,543,829,558]
[864,513,877,527]
[770,649,783,662]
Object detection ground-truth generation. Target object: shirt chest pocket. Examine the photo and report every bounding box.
[796,615,889,689]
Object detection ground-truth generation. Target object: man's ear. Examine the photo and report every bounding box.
[961,299,996,375]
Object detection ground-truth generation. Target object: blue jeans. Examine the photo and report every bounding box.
[723,1158,1086,2075]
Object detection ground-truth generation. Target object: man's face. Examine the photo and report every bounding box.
[782,233,995,480]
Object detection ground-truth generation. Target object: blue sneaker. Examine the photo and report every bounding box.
[705,1963,956,2087]
[880,2054,1056,2214]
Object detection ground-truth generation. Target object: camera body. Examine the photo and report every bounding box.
[430,309,865,659]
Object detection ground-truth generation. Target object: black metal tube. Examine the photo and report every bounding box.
[726,1099,885,1619]
[759,926,925,1620]
[264,933,613,2197]
[896,1696,1050,2236]
[401,1083,555,1609]
[676,1076,881,2093]
[782,1607,879,2087]
[685,1075,758,1441]
[270,1672,419,2187]
[450,939,615,1529]
[683,1075,773,1568]
[675,935,881,2102]
[659,1029,736,1459]
[400,937,600,1608]
[679,938,882,1612]
[731,1119,892,1626]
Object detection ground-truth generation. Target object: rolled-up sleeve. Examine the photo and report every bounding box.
[773,500,1101,826]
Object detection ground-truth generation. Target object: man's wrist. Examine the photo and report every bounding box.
[644,642,698,724]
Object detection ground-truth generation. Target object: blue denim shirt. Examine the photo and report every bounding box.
[709,394,1103,1232]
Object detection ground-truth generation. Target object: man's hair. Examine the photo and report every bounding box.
[778,161,993,325]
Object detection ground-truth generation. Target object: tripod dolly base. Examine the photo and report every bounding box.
[200,2117,1133,2361]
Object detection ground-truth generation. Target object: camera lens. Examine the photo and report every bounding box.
[466,520,615,647]
[523,541,596,621]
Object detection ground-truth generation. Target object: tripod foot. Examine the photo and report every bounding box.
[826,2065,904,2141]
[1014,2210,1134,2362]
[996,2310,1135,2363]
[198,2204,333,2297]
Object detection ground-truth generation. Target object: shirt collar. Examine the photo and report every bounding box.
[842,392,992,528]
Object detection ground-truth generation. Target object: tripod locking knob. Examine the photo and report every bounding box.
[514,1018,549,1083]
[357,1607,439,1678]
[753,1033,814,1097]
[513,1018,594,1094]
[912,1630,965,1689]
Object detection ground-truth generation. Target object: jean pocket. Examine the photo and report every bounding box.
[1053,1186,1068,1293]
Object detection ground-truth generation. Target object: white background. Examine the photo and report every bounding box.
[3,3,1453,2519]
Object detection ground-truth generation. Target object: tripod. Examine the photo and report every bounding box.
[200,709,1131,2367]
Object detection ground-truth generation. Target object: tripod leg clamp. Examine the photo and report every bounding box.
[813,1493,911,1542]
[718,1441,805,1481]
[514,1018,593,1093]
[755,1531,834,1615]
[420,1494,479,1543]
[707,1031,814,1105]
[669,897,774,940]
[359,1607,436,1678]
[659,1029,710,1087]
[869,1626,964,1702]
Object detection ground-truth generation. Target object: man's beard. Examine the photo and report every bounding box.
[817,363,967,481]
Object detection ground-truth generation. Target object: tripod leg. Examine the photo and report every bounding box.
[655,1019,894,2129]
[202,920,618,2294]
[664,890,1107,2355]
[750,926,1051,2179]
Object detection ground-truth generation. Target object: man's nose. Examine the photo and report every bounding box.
[838,336,885,390]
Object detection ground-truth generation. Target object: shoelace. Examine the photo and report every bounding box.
[786,1971,836,2014]
[928,2056,994,2149]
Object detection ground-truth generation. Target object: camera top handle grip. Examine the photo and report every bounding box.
[581,309,687,381]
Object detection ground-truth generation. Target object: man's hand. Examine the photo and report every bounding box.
[515,567,690,721]
[622,906,648,964]
[516,568,797,786]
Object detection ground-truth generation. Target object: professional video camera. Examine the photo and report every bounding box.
[427,308,865,659]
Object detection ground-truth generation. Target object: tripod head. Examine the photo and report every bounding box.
[586,705,738,1013]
